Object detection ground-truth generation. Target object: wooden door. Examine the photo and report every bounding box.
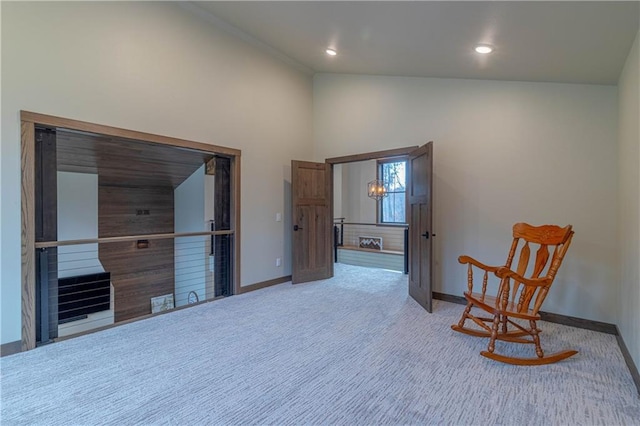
[408,142,433,312]
[291,160,333,284]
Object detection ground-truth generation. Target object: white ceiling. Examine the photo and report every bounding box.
[190,1,639,85]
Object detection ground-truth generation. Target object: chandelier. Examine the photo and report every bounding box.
[367,179,388,200]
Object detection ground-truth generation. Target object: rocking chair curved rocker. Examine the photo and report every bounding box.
[451,223,576,365]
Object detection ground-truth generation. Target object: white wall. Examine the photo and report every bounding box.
[314,73,618,323]
[338,249,404,272]
[0,2,313,345]
[57,171,113,336]
[617,30,640,370]
[57,172,104,278]
[341,161,377,223]
[333,164,343,219]
[174,165,210,307]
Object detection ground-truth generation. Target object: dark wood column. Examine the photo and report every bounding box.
[214,156,232,297]
[34,127,58,342]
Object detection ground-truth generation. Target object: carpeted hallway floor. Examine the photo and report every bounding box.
[1,264,639,425]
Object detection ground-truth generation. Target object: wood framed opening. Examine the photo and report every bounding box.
[326,146,417,272]
[324,143,434,313]
[20,111,241,351]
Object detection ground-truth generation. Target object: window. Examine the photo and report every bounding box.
[378,159,407,223]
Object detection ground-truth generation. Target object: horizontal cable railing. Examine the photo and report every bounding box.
[333,221,408,228]
[333,219,408,273]
[36,231,233,342]
[35,230,233,248]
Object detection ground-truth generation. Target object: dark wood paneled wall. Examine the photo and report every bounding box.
[98,185,174,322]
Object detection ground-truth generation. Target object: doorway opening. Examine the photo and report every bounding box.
[325,146,419,276]
[332,156,409,274]
[21,111,241,350]
[324,142,435,312]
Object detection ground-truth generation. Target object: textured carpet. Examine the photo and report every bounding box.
[1,264,639,425]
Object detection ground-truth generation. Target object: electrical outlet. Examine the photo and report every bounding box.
[276,212,282,222]
[276,257,282,267]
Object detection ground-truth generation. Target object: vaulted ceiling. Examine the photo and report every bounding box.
[190,1,639,85]
[54,2,639,187]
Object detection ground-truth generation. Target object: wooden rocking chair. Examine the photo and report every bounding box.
[451,223,576,365]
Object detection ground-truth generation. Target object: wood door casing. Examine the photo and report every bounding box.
[408,142,433,312]
[291,161,333,284]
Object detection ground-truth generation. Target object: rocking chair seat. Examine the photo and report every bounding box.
[463,292,540,320]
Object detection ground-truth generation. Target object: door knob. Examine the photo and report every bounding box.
[294,225,303,231]
[421,231,430,239]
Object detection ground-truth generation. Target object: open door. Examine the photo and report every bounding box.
[291,160,333,284]
[408,142,433,312]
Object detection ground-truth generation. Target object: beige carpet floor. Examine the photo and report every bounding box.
[1,264,639,425]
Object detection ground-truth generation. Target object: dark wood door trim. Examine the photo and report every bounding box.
[325,146,418,165]
[20,110,242,351]
[231,155,241,296]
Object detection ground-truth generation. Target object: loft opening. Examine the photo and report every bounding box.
[21,111,241,350]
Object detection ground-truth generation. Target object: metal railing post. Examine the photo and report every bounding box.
[38,248,51,344]
[403,227,409,274]
[334,225,339,263]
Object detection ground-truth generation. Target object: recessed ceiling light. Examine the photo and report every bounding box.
[326,48,337,56]
[474,45,493,54]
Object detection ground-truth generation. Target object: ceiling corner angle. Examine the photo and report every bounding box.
[178,1,315,76]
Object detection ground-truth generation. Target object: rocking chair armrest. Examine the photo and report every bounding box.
[458,255,501,273]
[495,267,551,287]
